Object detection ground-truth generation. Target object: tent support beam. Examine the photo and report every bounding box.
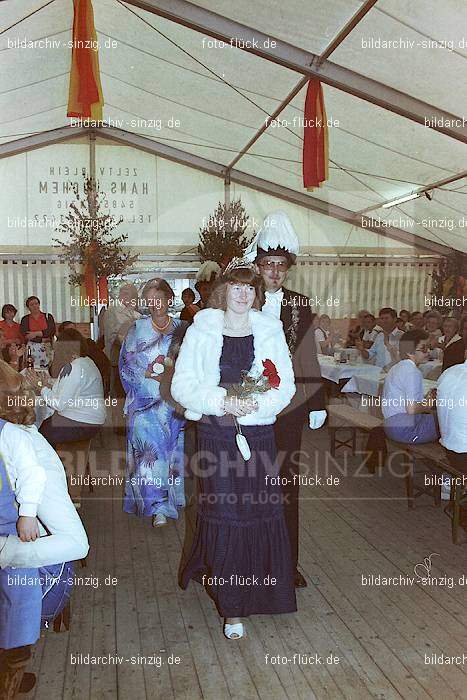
[357,170,467,214]
[0,125,453,255]
[124,0,467,144]
[318,0,379,62]
[97,126,452,255]
[225,0,378,173]
[0,126,91,158]
[225,77,308,173]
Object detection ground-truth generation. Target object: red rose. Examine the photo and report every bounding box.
[154,355,165,365]
[262,359,280,389]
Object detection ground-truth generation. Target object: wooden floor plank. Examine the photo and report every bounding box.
[131,515,175,700]
[112,488,148,700]
[307,485,467,696]
[300,501,459,699]
[27,430,467,700]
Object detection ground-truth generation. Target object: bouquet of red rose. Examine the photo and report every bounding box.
[226,360,280,461]
[227,359,281,398]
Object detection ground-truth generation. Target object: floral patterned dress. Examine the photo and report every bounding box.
[119,316,185,520]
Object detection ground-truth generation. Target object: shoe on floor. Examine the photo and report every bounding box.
[294,570,308,588]
[19,672,36,694]
[152,514,167,527]
[223,622,244,639]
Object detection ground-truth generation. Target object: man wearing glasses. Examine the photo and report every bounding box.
[253,211,326,588]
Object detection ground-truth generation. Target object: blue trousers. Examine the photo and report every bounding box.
[383,412,439,444]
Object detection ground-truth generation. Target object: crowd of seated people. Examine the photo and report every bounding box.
[330,306,467,372]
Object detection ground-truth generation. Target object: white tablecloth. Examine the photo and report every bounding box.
[319,355,440,397]
[318,355,379,384]
[342,371,437,397]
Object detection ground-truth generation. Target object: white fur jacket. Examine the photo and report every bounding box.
[171,308,296,425]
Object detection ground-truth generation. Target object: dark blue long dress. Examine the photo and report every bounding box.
[180,335,296,617]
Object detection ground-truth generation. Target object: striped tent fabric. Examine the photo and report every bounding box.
[0,258,438,324]
[290,260,437,318]
[0,260,89,323]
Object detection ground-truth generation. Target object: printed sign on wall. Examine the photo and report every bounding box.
[2,143,157,246]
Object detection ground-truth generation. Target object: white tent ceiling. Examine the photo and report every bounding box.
[0,0,466,254]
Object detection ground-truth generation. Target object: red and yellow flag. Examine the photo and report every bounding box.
[302,79,329,190]
[67,0,103,120]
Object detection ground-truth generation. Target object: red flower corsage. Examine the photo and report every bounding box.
[262,359,280,389]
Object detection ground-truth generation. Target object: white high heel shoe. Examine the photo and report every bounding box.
[223,621,244,639]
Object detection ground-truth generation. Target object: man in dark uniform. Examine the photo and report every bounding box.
[253,212,327,588]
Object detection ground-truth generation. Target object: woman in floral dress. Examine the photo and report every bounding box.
[119,279,186,527]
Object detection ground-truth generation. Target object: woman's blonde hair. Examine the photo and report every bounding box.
[208,267,264,311]
[0,359,36,425]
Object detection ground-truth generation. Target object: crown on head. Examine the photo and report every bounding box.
[223,257,256,275]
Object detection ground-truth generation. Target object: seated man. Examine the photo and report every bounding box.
[55,322,111,394]
[438,317,465,372]
[424,311,443,340]
[381,330,439,444]
[409,311,424,330]
[437,358,467,477]
[355,307,403,369]
[360,313,380,348]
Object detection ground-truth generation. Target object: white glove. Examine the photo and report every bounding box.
[309,410,327,430]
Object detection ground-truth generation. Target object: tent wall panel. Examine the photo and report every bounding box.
[0,257,438,322]
[289,261,436,317]
[0,261,88,323]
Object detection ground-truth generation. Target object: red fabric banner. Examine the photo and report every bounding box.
[67,0,103,119]
[302,79,329,190]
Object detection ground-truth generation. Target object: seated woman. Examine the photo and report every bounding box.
[2,341,25,372]
[0,360,89,566]
[0,304,24,347]
[382,330,439,444]
[314,314,333,354]
[0,361,88,695]
[399,309,411,330]
[25,328,106,447]
[172,261,296,640]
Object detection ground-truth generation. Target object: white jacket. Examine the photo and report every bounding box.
[172,308,295,425]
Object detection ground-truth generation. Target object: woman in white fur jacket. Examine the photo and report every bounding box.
[172,261,297,640]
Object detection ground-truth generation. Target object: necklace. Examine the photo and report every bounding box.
[152,316,171,332]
